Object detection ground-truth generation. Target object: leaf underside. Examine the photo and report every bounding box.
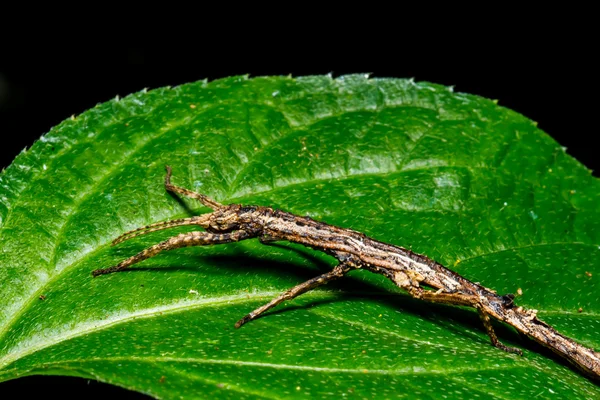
[0,75,599,399]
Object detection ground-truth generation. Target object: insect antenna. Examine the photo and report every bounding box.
[112,215,211,246]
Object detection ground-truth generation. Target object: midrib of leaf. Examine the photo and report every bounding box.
[2,285,489,374]
[27,356,523,376]
[0,291,284,370]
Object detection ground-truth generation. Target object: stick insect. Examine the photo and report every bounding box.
[93,166,600,380]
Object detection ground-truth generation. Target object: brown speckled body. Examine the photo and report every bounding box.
[93,166,600,381]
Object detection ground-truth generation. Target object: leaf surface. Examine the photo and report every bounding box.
[1,75,599,399]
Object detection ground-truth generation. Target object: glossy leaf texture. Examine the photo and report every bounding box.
[1,75,599,399]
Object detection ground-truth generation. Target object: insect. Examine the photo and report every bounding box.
[93,166,600,380]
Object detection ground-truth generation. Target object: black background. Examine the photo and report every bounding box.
[0,31,598,399]
[2,45,598,175]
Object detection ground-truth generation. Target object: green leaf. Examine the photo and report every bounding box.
[1,75,599,399]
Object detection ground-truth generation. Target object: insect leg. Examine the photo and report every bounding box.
[418,289,523,354]
[165,165,223,210]
[92,230,251,277]
[235,262,353,328]
[395,274,522,355]
[477,307,523,355]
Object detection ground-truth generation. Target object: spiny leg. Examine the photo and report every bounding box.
[112,215,212,245]
[396,276,522,355]
[477,307,523,355]
[421,289,523,355]
[165,165,223,209]
[93,230,251,277]
[421,290,522,354]
[235,262,354,328]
